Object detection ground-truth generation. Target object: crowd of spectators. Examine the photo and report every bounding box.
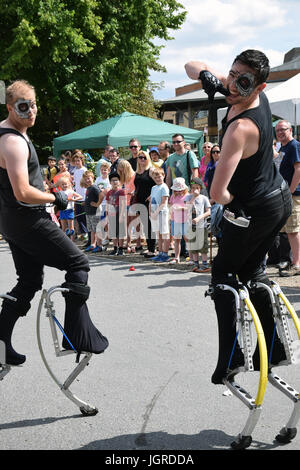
[41,124,298,276]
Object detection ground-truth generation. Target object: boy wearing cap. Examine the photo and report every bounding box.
[149,147,164,168]
[149,168,170,262]
[44,156,59,192]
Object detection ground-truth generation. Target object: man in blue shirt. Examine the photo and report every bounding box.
[276,120,300,275]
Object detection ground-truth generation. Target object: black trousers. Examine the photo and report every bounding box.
[74,201,88,234]
[211,185,292,383]
[0,210,108,355]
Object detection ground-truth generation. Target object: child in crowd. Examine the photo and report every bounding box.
[44,156,59,193]
[72,152,88,241]
[95,160,111,189]
[80,170,102,253]
[149,167,170,262]
[149,147,164,168]
[43,180,60,226]
[95,160,112,245]
[58,176,82,239]
[105,172,127,255]
[185,178,211,273]
[169,177,189,264]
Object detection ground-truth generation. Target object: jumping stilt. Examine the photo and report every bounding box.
[36,287,98,416]
[251,281,300,444]
[206,284,268,449]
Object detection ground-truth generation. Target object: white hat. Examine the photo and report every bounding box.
[171,177,188,191]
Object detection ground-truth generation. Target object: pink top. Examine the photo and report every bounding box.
[198,156,209,186]
[169,193,189,223]
[123,173,135,205]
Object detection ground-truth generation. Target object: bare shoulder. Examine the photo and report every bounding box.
[0,131,29,168]
[227,117,258,134]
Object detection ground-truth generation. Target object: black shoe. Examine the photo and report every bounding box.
[211,347,245,385]
[144,252,156,258]
[1,343,26,366]
[108,247,118,255]
[117,248,124,256]
[277,260,291,270]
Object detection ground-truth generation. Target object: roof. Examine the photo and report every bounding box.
[160,81,282,105]
[271,56,300,72]
[53,111,204,156]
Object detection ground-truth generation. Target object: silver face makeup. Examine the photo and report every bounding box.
[235,73,256,97]
[14,99,36,119]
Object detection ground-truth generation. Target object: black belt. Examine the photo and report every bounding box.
[246,181,289,207]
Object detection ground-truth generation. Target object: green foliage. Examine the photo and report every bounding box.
[0,0,186,162]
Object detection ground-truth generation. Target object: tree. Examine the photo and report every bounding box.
[0,0,186,160]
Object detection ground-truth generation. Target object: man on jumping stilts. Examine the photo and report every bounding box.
[0,80,108,366]
[185,50,292,384]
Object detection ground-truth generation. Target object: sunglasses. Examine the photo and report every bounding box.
[276,128,290,133]
[138,156,147,160]
[212,150,220,154]
[130,145,139,149]
[172,140,183,144]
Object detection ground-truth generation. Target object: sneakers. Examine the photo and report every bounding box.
[151,253,170,262]
[91,246,104,253]
[117,248,124,256]
[277,260,290,270]
[85,245,95,252]
[108,247,118,255]
[193,263,211,273]
[279,264,300,277]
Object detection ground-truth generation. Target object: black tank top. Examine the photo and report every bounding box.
[220,92,282,204]
[0,127,45,209]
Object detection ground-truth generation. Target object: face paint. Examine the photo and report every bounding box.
[14,99,36,119]
[235,73,256,97]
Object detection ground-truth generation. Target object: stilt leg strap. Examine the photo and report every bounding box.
[61,282,90,301]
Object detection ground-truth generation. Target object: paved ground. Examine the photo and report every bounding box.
[0,239,300,452]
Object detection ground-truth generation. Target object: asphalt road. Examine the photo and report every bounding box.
[0,240,300,452]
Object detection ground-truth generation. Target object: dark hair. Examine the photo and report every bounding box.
[210,144,220,162]
[109,172,120,181]
[129,138,141,146]
[172,133,184,140]
[233,49,270,85]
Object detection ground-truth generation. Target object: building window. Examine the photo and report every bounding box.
[176,111,185,125]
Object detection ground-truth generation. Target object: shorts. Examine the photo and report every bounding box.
[170,220,188,238]
[151,211,169,235]
[59,208,74,220]
[282,195,300,233]
[186,226,204,252]
[86,214,100,232]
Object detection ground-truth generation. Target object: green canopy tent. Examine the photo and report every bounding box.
[53,111,203,157]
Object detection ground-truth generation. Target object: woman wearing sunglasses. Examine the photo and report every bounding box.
[204,144,221,199]
[133,151,157,257]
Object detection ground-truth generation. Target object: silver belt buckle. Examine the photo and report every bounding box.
[223,209,250,228]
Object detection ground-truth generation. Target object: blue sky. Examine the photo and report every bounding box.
[150,0,300,100]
